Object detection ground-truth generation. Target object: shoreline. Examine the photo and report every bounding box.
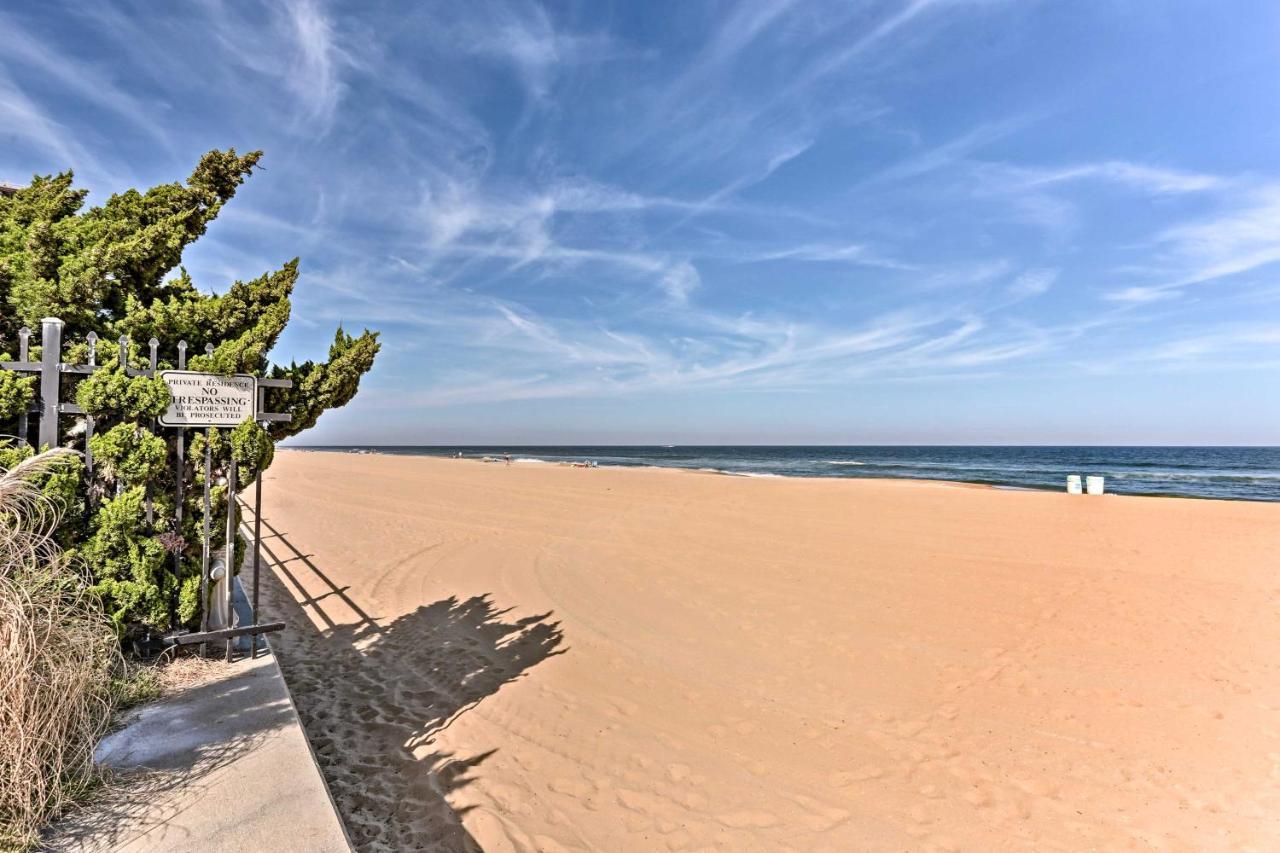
[283,444,1275,503]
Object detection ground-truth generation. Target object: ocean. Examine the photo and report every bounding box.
[297,446,1280,502]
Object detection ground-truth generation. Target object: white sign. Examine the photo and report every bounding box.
[159,371,257,428]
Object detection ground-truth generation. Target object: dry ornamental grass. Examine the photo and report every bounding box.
[0,449,121,851]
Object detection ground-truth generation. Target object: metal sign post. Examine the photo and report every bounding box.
[200,426,213,657]
[171,341,186,629]
[252,469,265,659]
[223,458,237,661]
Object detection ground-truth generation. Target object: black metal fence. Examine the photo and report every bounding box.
[1,316,291,661]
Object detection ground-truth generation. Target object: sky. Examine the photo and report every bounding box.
[3,0,1280,445]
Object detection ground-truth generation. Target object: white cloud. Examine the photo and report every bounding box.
[34,0,1264,425]
[0,70,123,188]
[284,0,348,127]
[1156,186,1280,283]
[1102,184,1280,302]
[459,2,638,100]
[868,117,1033,185]
[660,262,700,304]
[790,0,961,91]
[1103,285,1178,304]
[1007,268,1058,298]
[0,12,169,150]
[743,243,916,270]
[1142,324,1280,363]
[1016,161,1223,194]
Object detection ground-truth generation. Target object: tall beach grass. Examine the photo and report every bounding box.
[0,449,120,851]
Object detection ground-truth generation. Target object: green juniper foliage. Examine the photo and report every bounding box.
[0,150,379,634]
[0,370,34,422]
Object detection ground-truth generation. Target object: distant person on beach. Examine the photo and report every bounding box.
[504,453,512,466]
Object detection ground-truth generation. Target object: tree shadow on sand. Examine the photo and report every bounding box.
[255,519,566,852]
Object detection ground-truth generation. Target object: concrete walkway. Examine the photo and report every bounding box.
[46,651,351,852]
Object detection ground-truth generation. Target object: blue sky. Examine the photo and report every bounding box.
[3,1,1280,444]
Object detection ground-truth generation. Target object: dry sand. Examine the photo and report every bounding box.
[255,449,1280,852]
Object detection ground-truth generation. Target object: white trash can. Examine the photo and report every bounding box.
[1066,475,1082,494]
[1086,475,1105,495]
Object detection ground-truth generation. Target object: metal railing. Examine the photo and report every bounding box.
[1,316,293,660]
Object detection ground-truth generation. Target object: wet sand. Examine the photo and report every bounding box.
[257,449,1280,852]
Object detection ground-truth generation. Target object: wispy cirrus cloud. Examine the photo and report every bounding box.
[736,242,916,270]
[6,0,1276,440]
[459,3,638,100]
[282,0,349,127]
[0,11,169,152]
[1014,161,1223,194]
[1142,323,1280,363]
[175,0,358,133]
[1103,184,1280,302]
[0,70,125,188]
[1007,268,1058,299]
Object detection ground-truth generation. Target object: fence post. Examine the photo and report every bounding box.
[198,343,214,656]
[84,332,97,481]
[200,427,212,657]
[224,458,237,662]
[16,327,30,445]
[171,341,187,630]
[251,467,263,658]
[37,317,63,449]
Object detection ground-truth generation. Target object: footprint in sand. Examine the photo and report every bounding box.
[604,697,639,719]
[548,777,592,798]
[895,719,929,737]
[977,664,1005,682]
[829,766,884,787]
[532,835,574,853]
[962,785,993,809]
[790,794,851,832]
[675,789,708,811]
[718,810,779,829]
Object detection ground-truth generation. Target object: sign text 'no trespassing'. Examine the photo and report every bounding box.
[159,371,257,428]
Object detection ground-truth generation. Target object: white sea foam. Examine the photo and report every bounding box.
[693,467,779,477]
[1111,470,1279,481]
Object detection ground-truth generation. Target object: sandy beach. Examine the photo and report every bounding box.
[256,449,1280,852]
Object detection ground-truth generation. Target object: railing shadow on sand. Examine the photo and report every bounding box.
[246,508,567,852]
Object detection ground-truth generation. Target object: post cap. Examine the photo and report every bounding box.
[40,317,65,326]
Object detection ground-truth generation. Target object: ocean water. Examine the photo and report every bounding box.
[299,446,1280,502]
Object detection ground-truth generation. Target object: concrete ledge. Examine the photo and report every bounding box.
[46,650,351,852]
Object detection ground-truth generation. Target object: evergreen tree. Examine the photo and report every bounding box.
[0,150,379,634]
